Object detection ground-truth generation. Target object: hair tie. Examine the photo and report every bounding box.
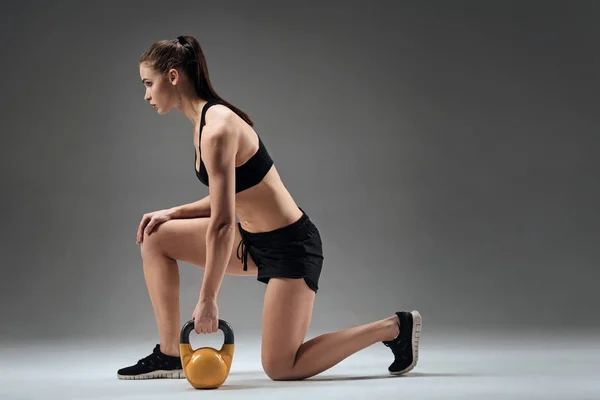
[177,36,186,45]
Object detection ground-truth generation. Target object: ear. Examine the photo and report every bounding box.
[168,68,179,85]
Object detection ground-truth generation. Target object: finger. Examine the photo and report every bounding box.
[145,220,155,236]
[137,215,150,242]
[138,215,149,236]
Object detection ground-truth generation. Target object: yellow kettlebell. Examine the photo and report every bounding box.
[179,319,235,389]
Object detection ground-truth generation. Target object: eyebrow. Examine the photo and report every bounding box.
[142,78,150,83]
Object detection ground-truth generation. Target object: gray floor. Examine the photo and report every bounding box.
[1,330,599,400]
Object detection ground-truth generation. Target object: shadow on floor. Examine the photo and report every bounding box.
[213,371,480,391]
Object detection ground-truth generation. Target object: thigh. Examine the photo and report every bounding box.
[142,217,257,276]
[261,278,315,373]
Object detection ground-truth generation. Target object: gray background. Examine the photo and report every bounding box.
[1,0,598,343]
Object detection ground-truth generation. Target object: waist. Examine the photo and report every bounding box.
[238,207,312,244]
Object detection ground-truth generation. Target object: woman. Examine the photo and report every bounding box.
[117,35,422,381]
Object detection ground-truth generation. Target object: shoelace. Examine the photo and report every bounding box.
[138,348,164,366]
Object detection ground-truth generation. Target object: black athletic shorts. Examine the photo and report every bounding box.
[236,207,324,293]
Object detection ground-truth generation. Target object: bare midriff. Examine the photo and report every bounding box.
[235,164,303,233]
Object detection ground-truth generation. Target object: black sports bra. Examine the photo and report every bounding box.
[194,101,274,193]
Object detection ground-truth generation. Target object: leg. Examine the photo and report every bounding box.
[260,278,400,381]
[140,218,258,357]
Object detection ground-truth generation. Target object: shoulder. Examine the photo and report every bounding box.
[201,105,239,155]
[205,103,237,127]
[203,104,238,137]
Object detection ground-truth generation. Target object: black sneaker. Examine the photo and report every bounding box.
[382,310,422,375]
[117,344,185,380]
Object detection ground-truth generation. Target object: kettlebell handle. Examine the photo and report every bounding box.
[180,319,234,345]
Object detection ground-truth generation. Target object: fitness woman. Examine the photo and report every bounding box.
[117,35,422,381]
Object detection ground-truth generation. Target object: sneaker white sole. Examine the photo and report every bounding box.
[390,310,422,375]
[117,369,186,380]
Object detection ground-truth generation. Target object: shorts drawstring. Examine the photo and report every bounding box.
[237,237,249,271]
[234,208,323,293]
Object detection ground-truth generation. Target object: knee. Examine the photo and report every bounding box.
[140,221,171,258]
[262,363,291,381]
[262,358,302,381]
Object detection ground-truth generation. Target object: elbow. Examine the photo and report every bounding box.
[205,222,236,247]
[208,221,236,235]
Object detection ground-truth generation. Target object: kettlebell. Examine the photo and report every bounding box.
[179,319,235,389]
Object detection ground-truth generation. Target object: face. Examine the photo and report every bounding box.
[139,62,180,115]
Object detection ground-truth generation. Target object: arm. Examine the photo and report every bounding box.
[168,195,211,219]
[198,120,238,302]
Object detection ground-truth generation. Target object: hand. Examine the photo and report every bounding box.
[136,208,175,244]
[192,299,219,334]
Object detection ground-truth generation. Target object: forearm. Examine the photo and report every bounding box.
[168,195,211,219]
[200,223,236,301]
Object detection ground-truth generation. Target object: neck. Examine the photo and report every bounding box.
[179,96,208,128]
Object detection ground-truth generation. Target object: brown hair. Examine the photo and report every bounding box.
[139,35,254,127]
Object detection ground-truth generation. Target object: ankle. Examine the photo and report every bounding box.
[160,344,180,358]
[383,314,400,342]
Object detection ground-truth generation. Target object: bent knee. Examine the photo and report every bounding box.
[262,358,302,381]
[262,364,290,381]
[139,220,175,257]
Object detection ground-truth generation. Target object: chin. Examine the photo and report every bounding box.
[157,105,172,115]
